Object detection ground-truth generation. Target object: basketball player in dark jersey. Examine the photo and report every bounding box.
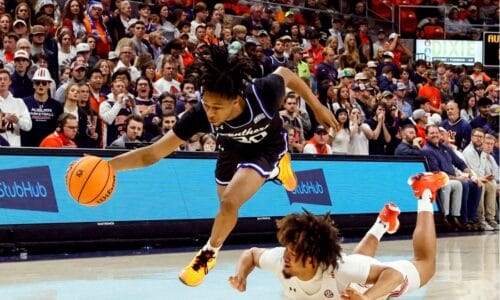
[108,46,339,287]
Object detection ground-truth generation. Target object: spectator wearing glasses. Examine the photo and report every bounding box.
[0,68,32,147]
[157,91,176,116]
[22,67,62,147]
[134,77,160,141]
[39,112,78,147]
[113,40,141,82]
[463,128,498,230]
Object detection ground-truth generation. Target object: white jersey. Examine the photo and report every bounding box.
[259,247,419,299]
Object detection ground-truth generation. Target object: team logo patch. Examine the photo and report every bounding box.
[323,289,334,298]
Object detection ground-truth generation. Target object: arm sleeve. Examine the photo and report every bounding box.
[394,143,421,156]
[450,149,468,171]
[99,101,123,125]
[303,143,316,154]
[172,102,211,141]
[252,74,286,115]
[422,148,441,172]
[16,99,32,131]
[258,247,285,276]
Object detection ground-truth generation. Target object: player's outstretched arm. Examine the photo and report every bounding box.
[109,130,185,171]
[273,66,339,132]
[228,247,265,292]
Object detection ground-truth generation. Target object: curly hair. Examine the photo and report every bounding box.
[276,211,342,270]
[196,45,254,100]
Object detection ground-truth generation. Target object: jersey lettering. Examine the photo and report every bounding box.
[218,124,270,144]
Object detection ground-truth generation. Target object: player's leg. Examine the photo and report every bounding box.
[352,203,400,257]
[179,167,265,286]
[210,168,266,247]
[407,171,449,286]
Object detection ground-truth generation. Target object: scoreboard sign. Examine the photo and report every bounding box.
[415,39,483,65]
[483,32,499,68]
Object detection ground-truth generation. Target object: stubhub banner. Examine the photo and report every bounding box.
[0,153,427,225]
[288,169,331,206]
[0,166,58,212]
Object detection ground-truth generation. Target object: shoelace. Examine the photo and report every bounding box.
[191,250,215,274]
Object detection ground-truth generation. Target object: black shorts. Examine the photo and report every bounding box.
[215,132,288,185]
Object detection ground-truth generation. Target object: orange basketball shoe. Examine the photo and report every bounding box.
[277,152,297,191]
[378,202,401,234]
[407,172,449,202]
[179,249,217,287]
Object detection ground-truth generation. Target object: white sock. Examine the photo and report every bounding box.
[368,218,387,241]
[203,239,222,256]
[418,189,434,213]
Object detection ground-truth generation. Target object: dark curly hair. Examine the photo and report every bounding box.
[196,45,254,100]
[276,211,342,270]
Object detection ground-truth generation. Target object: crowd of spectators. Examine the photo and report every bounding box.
[0,0,497,230]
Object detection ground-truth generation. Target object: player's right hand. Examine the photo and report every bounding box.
[228,274,247,292]
[341,287,369,300]
[315,104,339,132]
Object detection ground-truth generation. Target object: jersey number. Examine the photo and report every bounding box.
[231,132,268,144]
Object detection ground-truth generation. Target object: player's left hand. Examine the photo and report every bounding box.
[341,287,369,300]
[228,274,247,292]
[314,105,339,132]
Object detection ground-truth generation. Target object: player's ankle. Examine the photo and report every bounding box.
[418,189,434,213]
[204,239,222,256]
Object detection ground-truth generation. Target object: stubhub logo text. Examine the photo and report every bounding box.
[287,169,331,206]
[0,166,58,212]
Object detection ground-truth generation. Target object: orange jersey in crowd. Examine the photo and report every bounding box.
[39,131,77,148]
[83,17,111,59]
[418,84,441,111]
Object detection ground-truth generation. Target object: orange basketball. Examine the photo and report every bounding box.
[66,156,116,206]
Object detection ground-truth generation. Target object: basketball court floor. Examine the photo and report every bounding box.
[0,231,500,300]
[0,232,498,299]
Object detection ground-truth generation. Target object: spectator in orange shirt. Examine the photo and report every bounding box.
[304,29,324,72]
[418,70,442,114]
[383,33,412,68]
[83,1,111,59]
[39,113,78,148]
[470,62,491,87]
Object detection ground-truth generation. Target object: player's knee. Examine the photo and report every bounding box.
[219,195,241,215]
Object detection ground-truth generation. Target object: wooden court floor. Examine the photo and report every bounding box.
[0,232,498,300]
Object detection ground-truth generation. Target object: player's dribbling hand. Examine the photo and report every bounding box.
[315,105,340,132]
[341,287,369,300]
[228,274,247,292]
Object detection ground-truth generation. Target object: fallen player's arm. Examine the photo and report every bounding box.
[109,129,185,171]
[362,264,404,299]
[228,247,265,292]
